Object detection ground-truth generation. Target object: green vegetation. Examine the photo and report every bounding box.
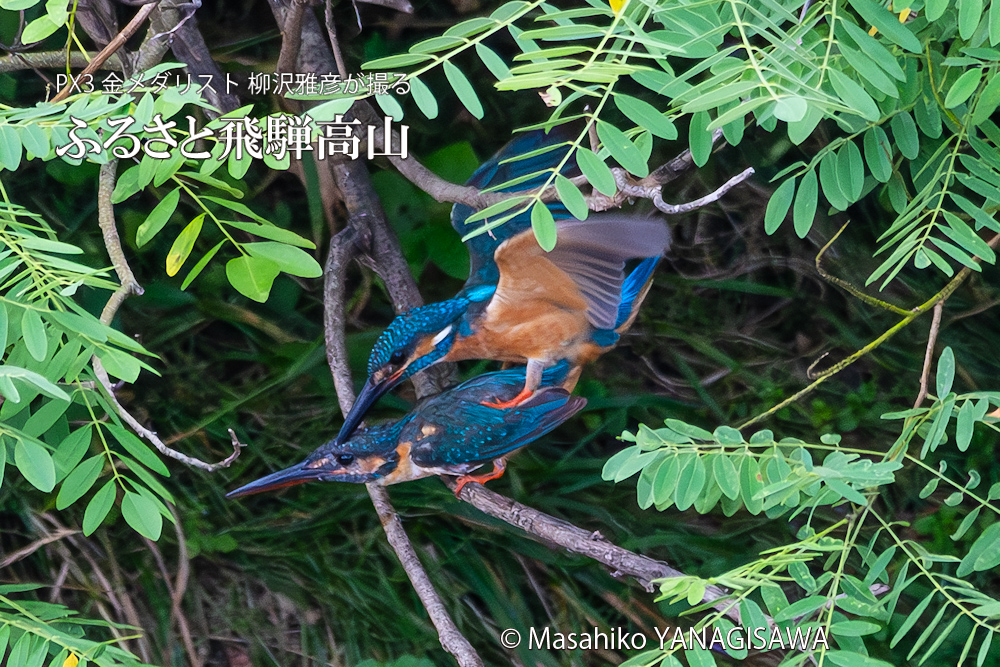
[1,0,1000,665]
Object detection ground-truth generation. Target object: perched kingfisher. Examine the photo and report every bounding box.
[335,129,670,441]
[227,365,586,497]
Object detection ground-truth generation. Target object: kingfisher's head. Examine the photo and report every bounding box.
[336,301,466,442]
[225,423,402,497]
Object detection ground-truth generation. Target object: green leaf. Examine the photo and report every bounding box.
[597,120,648,177]
[831,621,881,636]
[576,147,617,196]
[304,98,353,123]
[136,187,181,247]
[554,174,588,220]
[945,68,983,108]
[443,62,484,120]
[107,423,169,476]
[827,652,895,667]
[773,595,827,622]
[181,240,225,290]
[21,15,60,44]
[959,0,985,39]
[475,43,511,81]
[53,425,93,482]
[21,307,47,361]
[956,399,976,451]
[226,255,281,302]
[838,140,865,203]
[793,169,818,238]
[245,241,322,278]
[840,44,898,97]
[850,0,922,52]
[56,455,104,510]
[952,506,981,541]
[764,177,796,234]
[891,592,935,646]
[409,76,439,120]
[774,95,809,122]
[221,219,315,248]
[614,94,677,139]
[991,0,1000,45]
[689,111,713,167]
[820,151,850,210]
[0,366,69,401]
[15,437,55,492]
[864,127,892,183]
[83,479,116,535]
[529,200,557,252]
[936,347,955,397]
[674,454,706,510]
[362,53,433,70]
[926,0,949,21]
[890,112,919,159]
[122,491,163,540]
[375,93,404,122]
[972,73,1000,124]
[166,214,204,277]
[0,125,22,171]
[829,69,880,121]
[713,453,741,500]
[959,522,1000,575]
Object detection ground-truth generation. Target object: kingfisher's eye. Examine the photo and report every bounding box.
[389,350,406,365]
[336,454,355,466]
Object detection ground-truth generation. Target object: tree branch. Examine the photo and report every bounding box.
[51,2,156,103]
[447,480,742,623]
[93,161,242,472]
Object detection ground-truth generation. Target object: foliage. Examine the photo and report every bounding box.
[0,0,999,665]
[0,584,148,667]
[606,351,1000,665]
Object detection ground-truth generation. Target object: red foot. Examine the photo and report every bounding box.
[481,387,534,410]
[454,459,507,497]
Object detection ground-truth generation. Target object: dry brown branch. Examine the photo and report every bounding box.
[51,2,156,103]
[0,527,78,569]
[0,50,123,73]
[324,159,481,666]
[447,480,742,623]
[355,103,741,218]
[913,300,945,409]
[93,161,243,472]
[592,166,755,214]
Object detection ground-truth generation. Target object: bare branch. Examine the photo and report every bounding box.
[913,300,945,409]
[51,2,156,103]
[0,50,123,73]
[592,166,755,214]
[447,480,742,624]
[93,161,243,472]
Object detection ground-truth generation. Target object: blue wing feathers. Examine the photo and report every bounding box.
[616,256,661,330]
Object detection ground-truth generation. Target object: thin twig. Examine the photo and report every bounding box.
[815,222,911,316]
[0,528,78,568]
[740,232,1000,429]
[599,166,754,215]
[51,2,156,103]
[93,161,243,472]
[913,300,945,409]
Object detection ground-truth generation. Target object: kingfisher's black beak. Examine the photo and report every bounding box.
[336,369,403,442]
[226,461,323,498]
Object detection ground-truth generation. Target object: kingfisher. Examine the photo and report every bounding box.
[227,365,586,497]
[335,129,670,441]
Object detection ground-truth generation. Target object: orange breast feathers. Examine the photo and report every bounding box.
[446,231,595,365]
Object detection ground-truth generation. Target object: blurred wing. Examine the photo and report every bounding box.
[493,215,670,331]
